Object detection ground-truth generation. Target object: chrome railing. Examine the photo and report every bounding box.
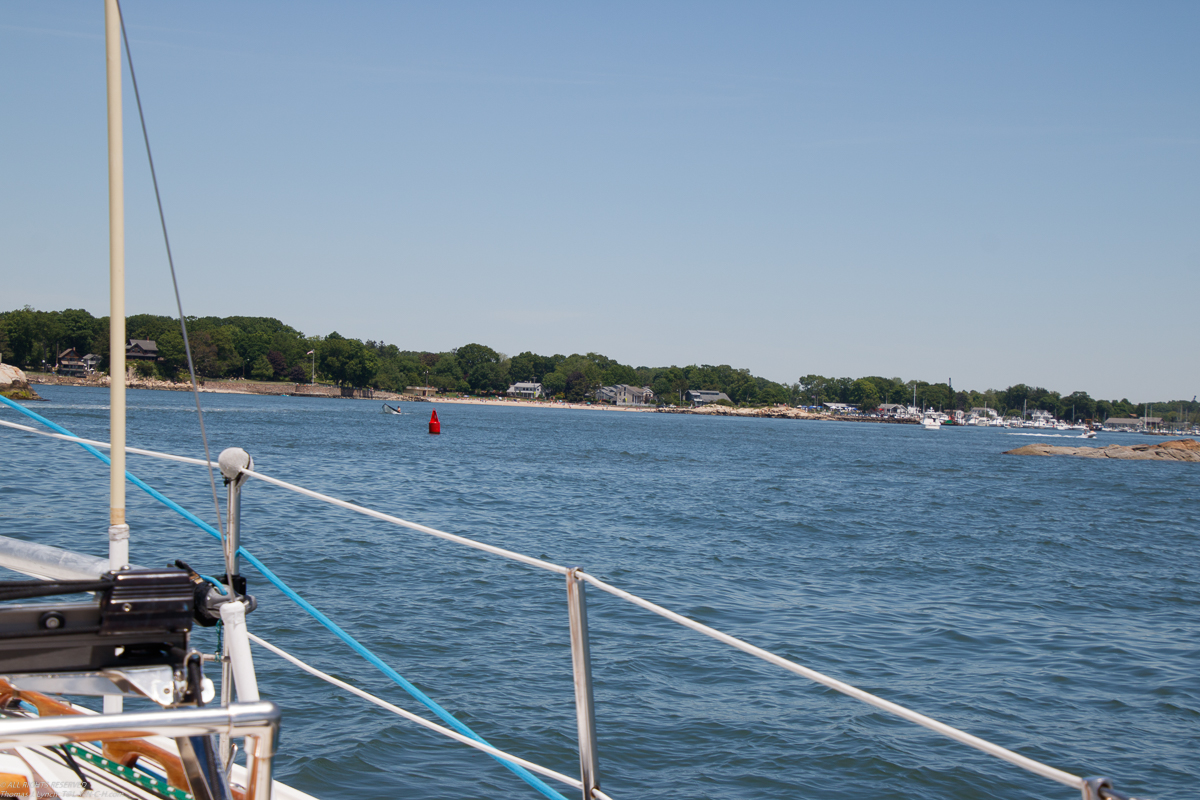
[0,701,279,800]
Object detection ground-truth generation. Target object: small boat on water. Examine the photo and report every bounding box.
[382,403,402,415]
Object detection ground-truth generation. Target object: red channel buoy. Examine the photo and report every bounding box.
[428,409,441,435]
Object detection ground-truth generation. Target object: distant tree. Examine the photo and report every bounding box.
[1059,391,1096,421]
[666,368,687,400]
[235,331,271,369]
[508,351,539,382]
[454,343,504,393]
[267,350,287,378]
[850,378,881,411]
[556,355,603,387]
[126,313,175,344]
[251,355,273,381]
[1001,384,1032,413]
[651,368,680,403]
[542,370,567,398]
[374,359,418,393]
[190,332,220,377]
[510,351,560,384]
[3,307,37,367]
[288,364,307,383]
[1032,389,1061,412]
[156,329,186,379]
[601,363,638,387]
[319,333,378,387]
[432,353,461,385]
[204,326,242,377]
[726,368,756,404]
[473,360,510,394]
[917,382,952,410]
[862,376,906,407]
[60,308,98,354]
[798,374,829,406]
[757,380,789,405]
[564,371,589,402]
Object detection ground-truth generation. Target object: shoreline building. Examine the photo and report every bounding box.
[126,339,158,362]
[507,382,544,400]
[56,349,102,378]
[1104,416,1162,432]
[686,389,731,407]
[597,384,656,406]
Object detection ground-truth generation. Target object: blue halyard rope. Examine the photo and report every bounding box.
[0,395,569,800]
[200,575,228,595]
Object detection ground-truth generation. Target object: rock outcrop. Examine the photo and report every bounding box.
[1005,438,1200,462]
[0,364,43,401]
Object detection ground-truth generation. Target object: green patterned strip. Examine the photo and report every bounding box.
[66,743,193,800]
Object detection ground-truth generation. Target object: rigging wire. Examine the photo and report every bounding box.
[114,0,225,555]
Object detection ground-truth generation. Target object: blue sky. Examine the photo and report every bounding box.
[2,2,1197,401]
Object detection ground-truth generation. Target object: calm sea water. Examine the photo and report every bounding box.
[2,386,1197,800]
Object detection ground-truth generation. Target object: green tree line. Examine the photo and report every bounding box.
[2,306,1195,421]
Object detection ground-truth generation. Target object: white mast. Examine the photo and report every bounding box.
[104,0,128,716]
[106,0,128,573]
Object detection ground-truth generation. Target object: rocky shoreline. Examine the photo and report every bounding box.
[1004,439,1200,462]
[0,365,43,401]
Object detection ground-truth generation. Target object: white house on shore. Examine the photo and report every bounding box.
[507,382,544,399]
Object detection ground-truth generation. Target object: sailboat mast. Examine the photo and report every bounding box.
[105,0,128,573]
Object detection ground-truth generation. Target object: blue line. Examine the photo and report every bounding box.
[0,394,570,800]
[0,396,230,542]
[200,575,228,595]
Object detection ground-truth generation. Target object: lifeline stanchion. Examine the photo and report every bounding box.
[567,568,600,800]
